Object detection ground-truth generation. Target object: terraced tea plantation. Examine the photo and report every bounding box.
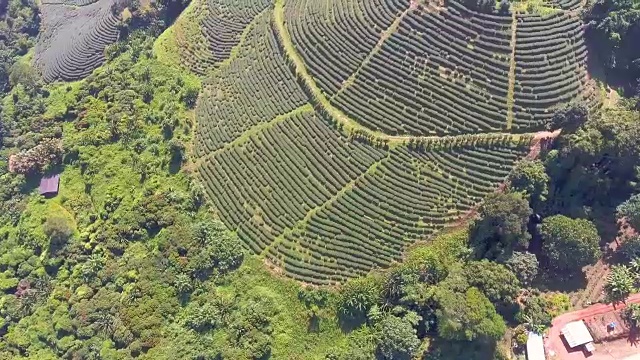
[170,0,274,75]
[188,0,594,283]
[35,0,121,82]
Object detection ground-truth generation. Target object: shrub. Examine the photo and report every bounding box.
[8,138,63,174]
[504,251,539,286]
[376,315,420,360]
[43,215,73,247]
[620,235,640,261]
[436,287,506,342]
[337,276,383,319]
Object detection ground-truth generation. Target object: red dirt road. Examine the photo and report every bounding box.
[546,294,640,359]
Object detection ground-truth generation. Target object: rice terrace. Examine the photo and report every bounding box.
[3,0,640,357]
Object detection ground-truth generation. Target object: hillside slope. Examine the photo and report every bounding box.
[171,0,596,284]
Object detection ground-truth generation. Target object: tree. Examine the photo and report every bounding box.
[498,0,510,14]
[435,287,506,342]
[544,109,640,215]
[618,194,640,231]
[179,77,200,108]
[585,0,640,89]
[376,315,420,360]
[8,138,63,174]
[541,215,600,272]
[622,303,640,328]
[504,251,539,286]
[8,61,39,90]
[463,260,521,307]
[550,103,589,132]
[298,287,329,329]
[470,192,532,259]
[516,295,553,332]
[508,159,549,207]
[620,235,640,261]
[189,220,244,278]
[604,265,636,305]
[337,276,383,320]
[43,215,73,247]
[173,273,193,295]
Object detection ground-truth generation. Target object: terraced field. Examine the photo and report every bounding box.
[194,11,308,157]
[268,142,530,284]
[169,0,273,75]
[512,12,590,129]
[35,0,121,82]
[189,0,593,283]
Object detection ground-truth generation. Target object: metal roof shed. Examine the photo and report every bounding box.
[561,320,594,348]
[526,332,545,360]
[39,174,60,196]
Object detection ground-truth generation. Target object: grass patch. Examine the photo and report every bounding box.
[152,0,204,72]
[512,0,561,15]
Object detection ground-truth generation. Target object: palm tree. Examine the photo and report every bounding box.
[623,303,640,329]
[92,310,116,336]
[604,265,635,306]
[629,258,640,277]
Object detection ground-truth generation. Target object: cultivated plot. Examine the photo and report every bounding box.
[191,0,594,283]
[35,0,121,82]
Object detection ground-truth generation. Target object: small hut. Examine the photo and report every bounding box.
[526,332,545,360]
[561,320,595,353]
[39,174,60,197]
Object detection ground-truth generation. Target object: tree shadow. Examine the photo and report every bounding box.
[533,268,588,293]
[169,154,182,175]
[628,326,640,347]
[23,172,42,194]
[338,313,367,334]
[591,209,619,246]
[422,338,496,360]
[307,316,320,333]
[584,36,635,94]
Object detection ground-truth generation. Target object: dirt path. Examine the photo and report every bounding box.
[547,294,640,359]
[526,129,561,159]
[506,10,518,130]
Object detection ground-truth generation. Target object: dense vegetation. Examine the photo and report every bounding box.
[0,0,39,96]
[0,0,639,359]
[586,0,640,91]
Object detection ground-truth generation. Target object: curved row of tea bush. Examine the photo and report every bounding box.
[512,12,588,130]
[330,0,513,136]
[174,0,272,75]
[41,0,97,5]
[194,12,308,157]
[266,144,528,284]
[549,0,583,11]
[191,0,589,283]
[285,0,409,96]
[35,1,120,82]
[197,111,387,255]
[281,0,588,136]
